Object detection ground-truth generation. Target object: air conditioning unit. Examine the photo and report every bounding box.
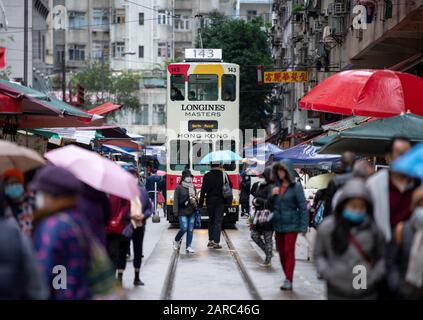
[327,2,347,16]
[307,118,320,128]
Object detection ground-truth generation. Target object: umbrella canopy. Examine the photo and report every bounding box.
[393,142,423,179]
[243,143,283,161]
[157,170,166,176]
[299,70,423,117]
[318,113,423,156]
[305,173,335,189]
[45,145,140,200]
[0,140,45,173]
[273,144,340,167]
[200,150,242,164]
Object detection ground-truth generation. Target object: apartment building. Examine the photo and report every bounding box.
[1,0,50,88]
[270,0,423,145]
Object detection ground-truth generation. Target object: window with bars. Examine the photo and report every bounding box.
[139,46,144,58]
[136,104,149,125]
[157,10,172,25]
[112,42,125,58]
[92,9,109,29]
[153,104,165,125]
[68,44,86,61]
[69,12,85,29]
[112,9,125,24]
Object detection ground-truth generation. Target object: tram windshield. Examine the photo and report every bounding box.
[188,74,218,101]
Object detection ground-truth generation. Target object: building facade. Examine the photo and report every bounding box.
[270,0,423,145]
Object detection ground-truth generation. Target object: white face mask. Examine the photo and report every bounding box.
[35,192,46,210]
[184,177,192,183]
[414,207,423,227]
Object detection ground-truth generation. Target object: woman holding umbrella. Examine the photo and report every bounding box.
[173,169,198,253]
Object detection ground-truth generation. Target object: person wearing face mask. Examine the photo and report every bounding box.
[29,165,93,300]
[173,169,198,254]
[3,168,34,236]
[314,179,386,300]
[386,187,423,299]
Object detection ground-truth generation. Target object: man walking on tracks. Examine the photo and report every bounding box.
[199,163,232,249]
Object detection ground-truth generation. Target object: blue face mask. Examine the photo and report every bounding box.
[5,183,24,200]
[342,209,368,224]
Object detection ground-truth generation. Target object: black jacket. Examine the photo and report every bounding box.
[199,169,232,207]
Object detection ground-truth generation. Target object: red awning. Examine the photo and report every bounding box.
[0,93,22,114]
[87,102,122,115]
[0,115,104,129]
[97,139,140,151]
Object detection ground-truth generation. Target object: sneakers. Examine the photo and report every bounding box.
[259,259,272,268]
[207,241,215,248]
[134,278,145,286]
[212,243,222,249]
[186,247,195,254]
[173,240,181,250]
[280,279,293,291]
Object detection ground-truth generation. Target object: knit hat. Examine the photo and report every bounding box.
[182,169,192,180]
[29,165,81,196]
[3,168,25,184]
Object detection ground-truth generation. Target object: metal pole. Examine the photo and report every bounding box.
[154,181,158,215]
[23,0,28,85]
[62,48,66,101]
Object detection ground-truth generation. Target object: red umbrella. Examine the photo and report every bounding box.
[299,69,423,117]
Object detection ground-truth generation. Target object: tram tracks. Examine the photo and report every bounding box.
[160,229,262,300]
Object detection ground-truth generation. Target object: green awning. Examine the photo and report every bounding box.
[313,134,337,147]
[318,113,423,156]
[27,129,61,139]
[0,79,90,118]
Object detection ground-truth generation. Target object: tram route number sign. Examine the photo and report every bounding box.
[185,48,222,61]
[264,71,309,83]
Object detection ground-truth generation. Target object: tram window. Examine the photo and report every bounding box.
[170,75,185,101]
[222,75,236,101]
[188,74,218,101]
[169,140,190,171]
[192,140,213,172]
[216,140,237,171]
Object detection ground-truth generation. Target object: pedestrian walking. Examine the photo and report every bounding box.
[323,151,356,217]
[146,168,162,204]
[2,168,34,236]
[240,171,251,217]
[367,137,419,242]
[118,167,153,286]
[0,180,49,300]
[173,169,198,253]
[314,179,386,300]
[250,166,274,267]
[387,187,423,299]
[30,165,93,300]
[268,159,309,291]
[199,163,232,249]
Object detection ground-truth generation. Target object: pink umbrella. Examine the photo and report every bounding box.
[45,145,140,200]
[157,170,166,176]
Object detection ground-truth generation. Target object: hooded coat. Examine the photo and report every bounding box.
[314,179,386,300]
[251,167,273,231]
[268,159,308,233]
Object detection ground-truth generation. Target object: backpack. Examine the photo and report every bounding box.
[106,207,127,235]
[311,200,325,228]
[222,172,233,205]
[66,216,126,300]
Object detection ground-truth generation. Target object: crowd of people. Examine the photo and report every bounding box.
[0,156,161,300]
[244,136,422,299]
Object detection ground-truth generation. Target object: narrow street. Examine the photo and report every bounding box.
[125,211,325,300]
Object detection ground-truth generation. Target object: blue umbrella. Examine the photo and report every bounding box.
[200,150,243,164]
[393,142,423,178]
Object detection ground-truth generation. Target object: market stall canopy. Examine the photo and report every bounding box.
[299,70,423,117]
[87,102,122,115]
[0,92,22,113]
[273,144,340,167]
[318,113,423,156]
[243,143,283,161]
[305,173,335,189]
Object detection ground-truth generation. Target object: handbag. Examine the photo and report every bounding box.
[122,223,134,239]
[106,208,127,235]
[222,172,233,205]
[253,209,273,226]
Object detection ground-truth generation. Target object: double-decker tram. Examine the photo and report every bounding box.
[166,48,240,226]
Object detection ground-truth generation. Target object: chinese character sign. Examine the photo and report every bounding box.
[263,71,309,83]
